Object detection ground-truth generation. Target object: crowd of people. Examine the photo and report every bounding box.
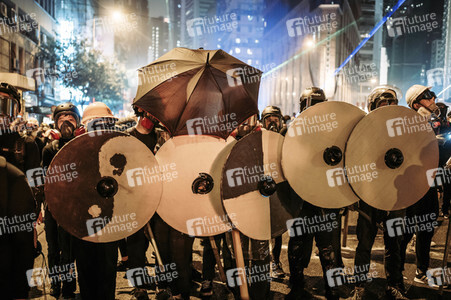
[1,81,450,300]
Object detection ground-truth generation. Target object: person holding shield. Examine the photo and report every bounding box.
[286,87,341,300]
[351,87,408,300]
[400,85,440,286]
[41,102,80,298]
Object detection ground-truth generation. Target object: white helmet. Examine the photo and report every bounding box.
[405,85,432,109]
[81,102,117,125]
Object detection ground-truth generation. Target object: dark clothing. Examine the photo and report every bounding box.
[401,188,439,273]
[44,208,76,294]
[202,234,233,281]
[151,214,194,299]
[443,182,451,215]
[272,236,282,263]
[42,139,77,294]
[0,158,36,299]
[119,238,128,258]
[127,227,149,274]
[354,201,405,287]
[73,239,118,300]
[288,202,339,296]
[127,127,158,153]
[0,132,40,172]
[42,139,68,169]
[126,126,160,290]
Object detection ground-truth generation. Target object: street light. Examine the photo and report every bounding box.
[111,10,124,23]
[305,38,315,49]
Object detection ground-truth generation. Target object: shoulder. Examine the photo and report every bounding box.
[4,158,26,180]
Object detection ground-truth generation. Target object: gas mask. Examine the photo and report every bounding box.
[417,102,441,119]
[59,121,76,139]
[237,124,252,137]
[267,121,280,132]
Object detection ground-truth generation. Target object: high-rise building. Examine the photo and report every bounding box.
[443,0,451,100]
[259,0,361,115]
[216,0,265,68]
[167,0,182,48]
[384,0,443,104]
[355,0,384,106]
[149,16,169,62]
[1,0,59,119]
[431,39,444,69]
[180,0,216,49]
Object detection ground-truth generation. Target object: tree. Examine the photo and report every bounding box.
[37,36,127,113]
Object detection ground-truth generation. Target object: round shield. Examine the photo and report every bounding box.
[281,101,366,208]
[221,130,301,240]
[45,131,162,242]
[156,135,236,237]
[345,106,439,210]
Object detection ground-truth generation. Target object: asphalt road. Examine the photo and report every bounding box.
[29,211,451,299]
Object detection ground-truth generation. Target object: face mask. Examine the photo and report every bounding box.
[59,121,76,139]
[140,117,154,130]
[267,121,280,132]
[418,103,441,118]
[237,124,252,137]
[427,102,441,117]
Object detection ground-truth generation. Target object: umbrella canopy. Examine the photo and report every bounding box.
[133,48,261,139]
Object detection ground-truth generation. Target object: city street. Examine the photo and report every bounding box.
[29,211,451,300]
[2,1,451,300]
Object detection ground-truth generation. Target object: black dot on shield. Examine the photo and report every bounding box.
[110,153,127,176]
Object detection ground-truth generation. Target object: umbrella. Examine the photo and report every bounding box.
[133,48,262,139]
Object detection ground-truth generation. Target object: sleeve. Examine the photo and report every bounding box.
[24,138,41,171]
[41,143,56,169]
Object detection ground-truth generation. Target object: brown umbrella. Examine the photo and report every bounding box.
[133,48,261,139]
